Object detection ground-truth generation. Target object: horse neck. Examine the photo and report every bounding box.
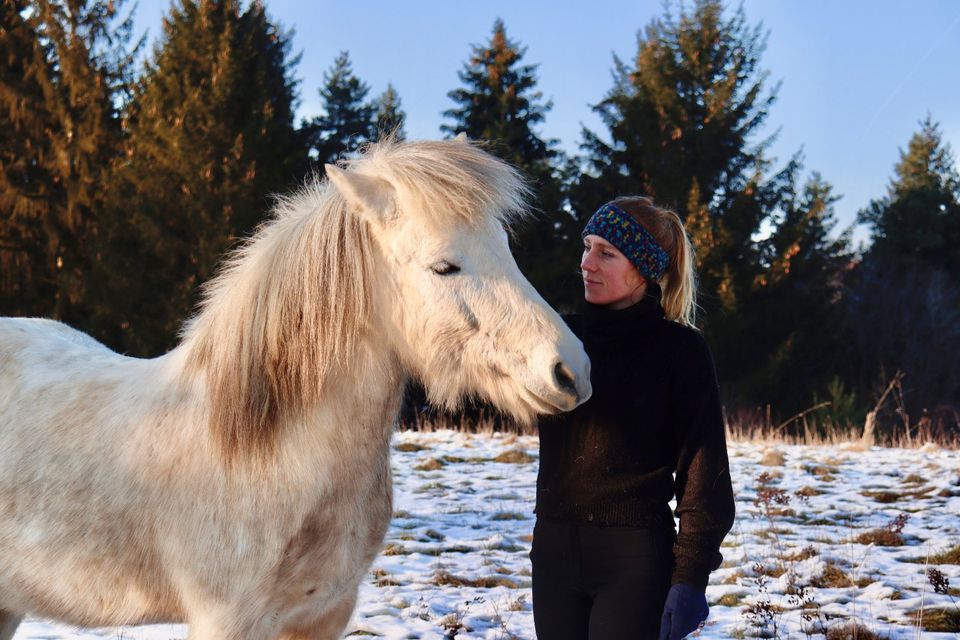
[177,197,402,463]
[271,339,405,479]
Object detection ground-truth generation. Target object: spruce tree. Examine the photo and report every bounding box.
[307,51,377,165]
[93,0,304,355]
[0,0,137,323]
[573,0,856,415]
[731,173,852,410]
[859,116,960,275]
[840,117,960,419]
[373,83,406,141]
[442,19,575,309]
[573,0,779,318]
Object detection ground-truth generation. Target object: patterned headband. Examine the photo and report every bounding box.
[582,203,669,281]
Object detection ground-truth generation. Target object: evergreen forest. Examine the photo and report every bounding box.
[2,0,958,441]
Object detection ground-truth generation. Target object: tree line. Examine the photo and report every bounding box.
[2,0,958,437]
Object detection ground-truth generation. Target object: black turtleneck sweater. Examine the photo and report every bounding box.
[536,288,736,589]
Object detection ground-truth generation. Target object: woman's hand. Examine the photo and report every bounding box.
[658,583,709,639]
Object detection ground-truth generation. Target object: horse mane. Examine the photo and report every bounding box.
[181,138,530,459]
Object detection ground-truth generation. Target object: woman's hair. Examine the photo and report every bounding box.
[609,196,698,327]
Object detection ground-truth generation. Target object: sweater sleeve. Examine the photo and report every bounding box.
[670,332,736,590]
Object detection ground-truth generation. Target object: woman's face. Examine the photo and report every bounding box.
[581,234,645,309]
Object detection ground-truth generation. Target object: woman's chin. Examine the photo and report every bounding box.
[583,289,608,306]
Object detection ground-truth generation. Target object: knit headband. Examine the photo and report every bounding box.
[582,203,669,281]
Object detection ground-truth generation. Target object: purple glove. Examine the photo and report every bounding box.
[658,583,709,640]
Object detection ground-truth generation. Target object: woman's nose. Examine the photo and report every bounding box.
[581,251,596,272]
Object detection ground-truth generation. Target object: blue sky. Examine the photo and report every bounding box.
[131,1,960,247]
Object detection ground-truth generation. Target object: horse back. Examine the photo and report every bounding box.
[0,317,180,624]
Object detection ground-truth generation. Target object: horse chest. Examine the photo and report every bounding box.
[271,458,393,610]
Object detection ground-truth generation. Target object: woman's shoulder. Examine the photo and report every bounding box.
[661,320,714,364]
[661,319,706,345]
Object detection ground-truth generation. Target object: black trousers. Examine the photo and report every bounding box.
[530,518,675,640]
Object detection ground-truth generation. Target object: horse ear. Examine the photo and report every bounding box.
[454,132,469,143]
[325,164,395,224]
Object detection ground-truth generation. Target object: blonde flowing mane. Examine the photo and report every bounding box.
[181,138,530,457]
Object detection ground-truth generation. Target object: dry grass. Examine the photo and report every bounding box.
[381,543,409,556]
[784,545,819,561]
[432,569,519,589]
[854,528,905,546]
[371,568,403,587]
[825,621,891,639]
[716,592,747,606]
[394,442,427,452]
[490,512,529,521]
[910,607,960,632]
[810,560,856,588]
[860,490,902,504]
[493,449,535,464]
[400,406,960,448]
[760,448,786,466]
[861,486,935,503]
[413,457,444,471]
[927,544,960,564]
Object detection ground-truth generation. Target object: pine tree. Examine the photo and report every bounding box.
[859,116,960,275]
[92,0,304,355]
[442,19,576,309]
[840,117,960,419]
[307,51,377,165]
[0,0,137,323]
[373,83,406,141]
[730,173,852,410]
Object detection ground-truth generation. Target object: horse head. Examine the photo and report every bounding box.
[326,139,591,423]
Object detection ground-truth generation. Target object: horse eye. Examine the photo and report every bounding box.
[430,261,461,276]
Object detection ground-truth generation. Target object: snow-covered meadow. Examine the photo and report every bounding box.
[15,430,960,639]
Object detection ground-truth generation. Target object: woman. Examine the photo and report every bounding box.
[531,197,735,640]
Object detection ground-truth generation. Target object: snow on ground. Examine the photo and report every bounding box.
[14,431,960,639]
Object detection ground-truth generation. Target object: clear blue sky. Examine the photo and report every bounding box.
[131,0,960,247]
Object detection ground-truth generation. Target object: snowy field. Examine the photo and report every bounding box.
[14,430,960,639]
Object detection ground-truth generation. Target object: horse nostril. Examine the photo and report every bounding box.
[553,361,577,397]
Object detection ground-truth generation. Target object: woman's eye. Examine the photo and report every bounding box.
[431,261,461,275]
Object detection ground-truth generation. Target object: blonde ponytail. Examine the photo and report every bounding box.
[610,197,698,327]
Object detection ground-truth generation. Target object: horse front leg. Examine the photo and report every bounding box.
[277,591,357,640]
[187,610,267,640]
[0,610,21,640]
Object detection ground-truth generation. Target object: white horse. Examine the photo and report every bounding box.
[0,138,591,640]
